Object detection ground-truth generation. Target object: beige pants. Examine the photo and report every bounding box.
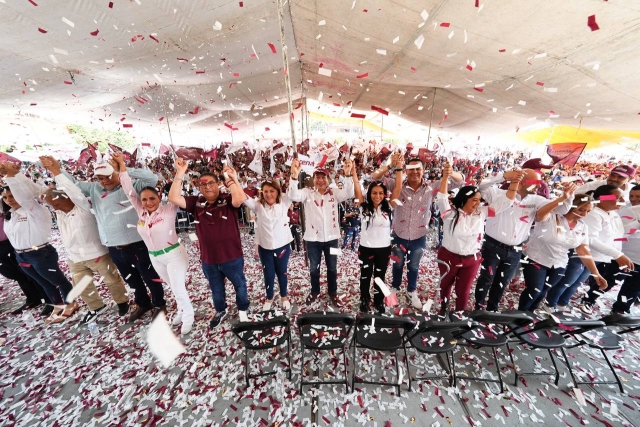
[68,253,129,311]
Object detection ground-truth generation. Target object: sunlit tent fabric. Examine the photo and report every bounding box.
[515,125,640,152]
[1,1,639,142]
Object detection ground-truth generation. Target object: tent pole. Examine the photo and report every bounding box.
[276,0,297,158]
[160,86,175,148]
[426,87,437,149]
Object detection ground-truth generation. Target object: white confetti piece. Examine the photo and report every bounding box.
[318,68,332,77]
[66,275,94,303]
[376,49,387,55]
[318,19,326,26]
[518,100,527,106]
[146,311,185,368]
[213,21,222,31]
[188,233,198,241]
[392,36,399,44]
[421,9,429,21]
[61,17,75,28]
[414,35,425,50]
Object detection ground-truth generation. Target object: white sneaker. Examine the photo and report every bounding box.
[238,310,249,322]
[171,311,183,326]
[282,300,291,312]
[408,291,422,309]
[262,300,273,312]
[541,303,557,314]
[181,320,193,335]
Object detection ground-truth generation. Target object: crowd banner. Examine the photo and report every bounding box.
[286,153,317,175]
[0,152,22,165]
[546,143,587,167]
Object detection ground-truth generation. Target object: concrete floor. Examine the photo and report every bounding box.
[1,229,639,426]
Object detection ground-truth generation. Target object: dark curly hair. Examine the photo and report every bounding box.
[360,181,392,229]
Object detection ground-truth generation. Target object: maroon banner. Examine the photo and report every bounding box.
[418,148,437,164]
[127,148,138,167]
[173,146,204,160]
[159,144,171,156]
[546,143,587,167]
[0,152,21,165]
[373,147,392,166]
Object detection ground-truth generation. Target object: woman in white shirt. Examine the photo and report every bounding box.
[1,163,76,324]
[519,190,607,312]
[242,180,293,312]
[354,179,393,314]
[436,167,519,314]
[579,185,635,314]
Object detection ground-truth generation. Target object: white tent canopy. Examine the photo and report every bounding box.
[1,0,639,145]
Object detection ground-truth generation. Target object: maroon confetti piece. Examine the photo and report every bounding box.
[123,124,133,128]
[466,64,473,71]
[356,72,369,79]
[64,81,73,85]
[587,15,600,31]
[149,35,159,43]
[18,263,31,268]
[536,81,544,86]
[28,0,38,5]
[599,194,616,200]
[498,49,506,52]
[38,28,47,33]
[108,1,113,7]
[239,1,243,6]
[440,22,451,27]
[473,87,484,92]
[371,105,389,116]
[90,29,99,36]
[267,43,277,54]
[351,113,366,119]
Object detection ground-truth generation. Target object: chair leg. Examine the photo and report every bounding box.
[393,349,400,395]
[351,341,357,392]
[287,330,292,380]
[492,347,504,394]
[445,352,454,386]
[601,348,624,393]
[506,342,519,386]
[342,346,349,394]
[299,347,304,394]
[548,349,560,386]
[561,347,580,389]
[245,349,250,388]
[403,345,411,392]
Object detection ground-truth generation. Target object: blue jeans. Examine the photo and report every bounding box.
[109,241,166,308]
[202,256,250,313]
[519,261,566,311]
[258,244,291,300]
[342,227,359,249]
[306,240,338,295]
[16,244,73,306]
[474,236,523,311]
[544,254,590,308]
[583,261,621,305]
[391,234,427,292]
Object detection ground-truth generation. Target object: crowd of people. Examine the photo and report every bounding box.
[1,145,639,334]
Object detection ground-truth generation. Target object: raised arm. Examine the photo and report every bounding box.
[335,158,355,203]
[535,183,576,222]
[287,158,307,202]
[168,157,188,209]
[353,166,364,205]
[41,156,92,211]
[389,155,404,208]
[223,165,246,208]
[370,152,400,180]
[1,163,38,209]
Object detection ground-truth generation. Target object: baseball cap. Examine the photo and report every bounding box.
[94,163,115,176]
[610,164,636,178]
[313,168,329,176]
[521,158,554,170]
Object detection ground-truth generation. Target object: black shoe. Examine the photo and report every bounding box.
[329,294,341,307]
[40,305,54,316]
[79,305,108,325]
[374,302,385,315]
[359,299,369,313]
[11,302,30,315]
[127,305,152,323]
[117,302,130,317]
[209,311,227,330]
[25,300,42,309]
[152,306,167,319]
[305,293,320,305]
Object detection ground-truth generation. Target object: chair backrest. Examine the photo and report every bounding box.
[435,259,451,283]
[469,310,533,328]
[356,314,417,338]
[231,316,290,349]
[296,311,356,329]
[412,319,474,340]
[600,313,640,329]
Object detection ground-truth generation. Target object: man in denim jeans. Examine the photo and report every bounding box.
[288,158,355,306]
[372,154,463,308]
[476,168,573,311]
[169,158,249,330]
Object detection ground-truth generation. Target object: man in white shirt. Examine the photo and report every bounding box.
[609,188,640,313]
[577,165,636,204]
[288,159,355,306]
[40,156,130,324]
[475,169,573,311]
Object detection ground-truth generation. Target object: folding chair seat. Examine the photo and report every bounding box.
[230,315,292,387]
[408,313,474,386]
[563,313,640,393]
[351,314,417,394]
[452,310,534,393]
[296,312,355,393]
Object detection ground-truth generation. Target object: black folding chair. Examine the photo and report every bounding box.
[562,313,640,393]
[230,316,292,387]
[297,312,355,393]
[408,314,475,386]
[351,314,417,394]
[453,310,534,393]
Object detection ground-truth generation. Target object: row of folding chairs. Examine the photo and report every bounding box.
[230,310,640,394]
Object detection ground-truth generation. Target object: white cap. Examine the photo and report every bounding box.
[94,163,115,176]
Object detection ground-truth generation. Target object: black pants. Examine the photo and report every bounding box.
[0,239,46,304]
[583,261,621,305]
[358,245,391,306]
[290,225,302,252]
[612,263,640,313]
[474,237,523,311]
[108,241,166,308]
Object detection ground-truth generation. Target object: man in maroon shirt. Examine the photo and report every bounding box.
[169,158,249,329]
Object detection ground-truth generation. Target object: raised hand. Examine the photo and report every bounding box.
[110,153,126,172]
[343,158,353,176]
[561,182,576,199]
[39,156,62,175]
[442,162,453,177]
[0,162,20,177]
[174,157,189,175]
[223,165,238,181]
[290,158,301,178]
